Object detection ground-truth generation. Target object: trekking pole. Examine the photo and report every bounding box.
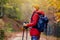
[22,22,28,40]
[22,22,29,40]
[22,22,26,40]
[26,29,28,40]
[22,27,25,40]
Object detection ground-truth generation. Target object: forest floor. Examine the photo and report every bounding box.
[5,31,58,40]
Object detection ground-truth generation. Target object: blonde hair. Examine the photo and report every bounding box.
[33,4,40,9]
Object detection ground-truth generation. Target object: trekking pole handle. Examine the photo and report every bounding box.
[23,22,29,29]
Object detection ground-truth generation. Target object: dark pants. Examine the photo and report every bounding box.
[31,36,40,40]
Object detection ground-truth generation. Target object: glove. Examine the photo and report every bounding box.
[24,26,28,29]
[23,22,29,29]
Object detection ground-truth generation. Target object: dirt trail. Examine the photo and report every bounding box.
[7,32,57,40]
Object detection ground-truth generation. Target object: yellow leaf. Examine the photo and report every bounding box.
[16,8,19,11]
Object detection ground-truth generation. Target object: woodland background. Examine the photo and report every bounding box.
[0,0,60,40]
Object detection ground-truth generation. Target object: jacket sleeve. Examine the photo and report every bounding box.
[27,13,39,27]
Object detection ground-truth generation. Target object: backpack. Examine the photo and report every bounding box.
[36,14,49,32]
[31,12,49,32]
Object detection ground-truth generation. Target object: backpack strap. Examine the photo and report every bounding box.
[37,12,44,17]
[31,11,44,21]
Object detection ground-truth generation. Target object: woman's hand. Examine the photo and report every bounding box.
[23,23,28,29]
[23,23,27,26]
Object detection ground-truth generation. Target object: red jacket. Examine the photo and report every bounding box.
[27,10,44,36]
[27,10,44,27]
